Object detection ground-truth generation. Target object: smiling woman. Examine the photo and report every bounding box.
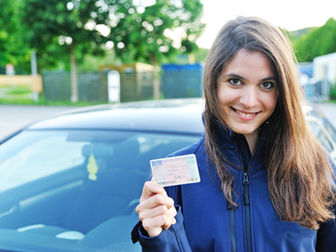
[216,49,279,153]
[133,16,336,252]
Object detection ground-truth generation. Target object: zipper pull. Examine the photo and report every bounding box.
[243,172,250,205]
[243,172,249,184]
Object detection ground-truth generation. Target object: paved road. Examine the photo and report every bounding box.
[0,105,78,139]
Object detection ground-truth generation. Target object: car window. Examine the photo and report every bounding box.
[322,118,336,143]
[0,129,199,251]
[309,120,334,153]
[0,132,85,191]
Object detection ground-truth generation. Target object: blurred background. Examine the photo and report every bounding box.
[0,0,336,109]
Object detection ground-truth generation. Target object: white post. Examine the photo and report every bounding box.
[107,70,120,103]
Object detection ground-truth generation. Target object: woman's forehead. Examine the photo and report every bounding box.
[219,49,275,79]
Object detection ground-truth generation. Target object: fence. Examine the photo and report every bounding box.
[41,64,204,103]
[119,71,154,102]
[42,71,155,103]
[42,71,108,102]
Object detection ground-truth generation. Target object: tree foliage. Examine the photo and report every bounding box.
[0,0,30,72]
[21,0,204,101]
[0,0,17,66]
[22,0,114,101]
[22,0,111,66]
[22,0,204,67]
[294,18,336,62]
[107,0,204,65]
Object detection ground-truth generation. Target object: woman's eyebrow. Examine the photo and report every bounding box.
[221,73,245,80]
[261,77,276,81]
[222,74,276,82]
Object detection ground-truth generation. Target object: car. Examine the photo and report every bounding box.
[0,98,335,251]
[303,104,336,163]
[0,99,204,252]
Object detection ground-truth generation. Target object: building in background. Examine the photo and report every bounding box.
[297,53,336,102]
[313,52,336,85]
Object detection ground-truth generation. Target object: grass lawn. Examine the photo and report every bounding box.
[0,85,105,106]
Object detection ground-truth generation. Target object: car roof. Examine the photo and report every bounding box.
[27,98,205,135]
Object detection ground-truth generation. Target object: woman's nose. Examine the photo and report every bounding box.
[239,86,258,108]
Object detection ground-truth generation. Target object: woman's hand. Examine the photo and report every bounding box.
[136,180,177,237]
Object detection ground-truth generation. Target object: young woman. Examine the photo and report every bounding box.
[132,16,336,251]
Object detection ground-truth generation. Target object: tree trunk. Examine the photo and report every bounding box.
[70,45,78,102]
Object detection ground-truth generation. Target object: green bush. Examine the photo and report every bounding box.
[330,83,336,100]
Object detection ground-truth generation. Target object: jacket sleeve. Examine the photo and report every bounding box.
[316,160,336,251]
[131,206,192,252]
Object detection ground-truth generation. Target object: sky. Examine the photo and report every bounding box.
[197,0,336,48]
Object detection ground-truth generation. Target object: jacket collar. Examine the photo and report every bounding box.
[212,118,270,173]
[214,117,271,141]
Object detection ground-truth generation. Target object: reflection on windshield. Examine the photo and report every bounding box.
[0,129,199,251]
[0,132,85,191]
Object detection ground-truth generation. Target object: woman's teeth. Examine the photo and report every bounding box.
[236,110,256,118]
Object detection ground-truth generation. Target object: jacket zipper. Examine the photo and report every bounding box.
[243,170,252,252]
[236,137,255,252]
[227,202,237,252]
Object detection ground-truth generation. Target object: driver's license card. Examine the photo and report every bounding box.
[150,154,200,187]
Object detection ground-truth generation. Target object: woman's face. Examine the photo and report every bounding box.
[217,48,279,137]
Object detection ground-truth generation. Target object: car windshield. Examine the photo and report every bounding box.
[0,129,199,251]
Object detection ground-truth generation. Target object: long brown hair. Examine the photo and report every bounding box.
[203,16,335,230]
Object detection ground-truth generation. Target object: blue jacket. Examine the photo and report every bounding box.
[132,123,336,252]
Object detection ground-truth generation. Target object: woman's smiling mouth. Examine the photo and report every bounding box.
[231,107,260,120]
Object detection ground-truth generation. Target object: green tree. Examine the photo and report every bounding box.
[294,18,336,62]
[22,0,204,101]
[107,0,204,98]
[108,0,204,65]
[23,0,111,102]
[0,0,30,73]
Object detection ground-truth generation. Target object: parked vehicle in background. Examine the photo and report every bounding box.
[0,98,334,251]
[304,105,336,163]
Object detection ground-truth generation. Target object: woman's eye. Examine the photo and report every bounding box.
[261,81,275,89]
[228,78,241,86]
